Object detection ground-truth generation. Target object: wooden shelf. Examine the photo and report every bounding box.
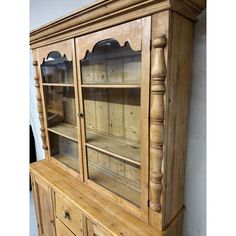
[88,162,140,207]
[86,131,140,166]
[81,84,140,88]
[53,154,80,172]
[43,83,74,87]
[89,160,140,190]
[48,123,77,141]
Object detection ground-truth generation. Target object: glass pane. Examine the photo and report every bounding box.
[41,51,73,84]
[87,147,141,206]
[83,88,140,162]
[49,132,79,173]
[81,39,141,84]
[44,86,77,140]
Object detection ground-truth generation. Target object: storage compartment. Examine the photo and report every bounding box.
[55,193,83,235]
[49,133,79,172]
[44,86,77,141]
[83,87,141,161]
[86,218,112,236]
[55,218,76,236]
[87,147,141,207]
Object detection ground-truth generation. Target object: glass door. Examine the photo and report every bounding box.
[76,18,150,218]
[38,41,82,176]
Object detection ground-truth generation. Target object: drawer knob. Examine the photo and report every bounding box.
[63,210,70,219]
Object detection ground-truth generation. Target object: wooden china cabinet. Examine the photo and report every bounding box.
[30,0,205,235]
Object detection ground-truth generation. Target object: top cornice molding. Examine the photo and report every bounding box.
[30,0,205,49]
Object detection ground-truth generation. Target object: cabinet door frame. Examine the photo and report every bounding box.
[31,174,56,236]
[34,39,84,181]
[75,17,151,220]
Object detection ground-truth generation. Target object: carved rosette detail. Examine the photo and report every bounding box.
[33,60,48,150]
[149,35,167,212]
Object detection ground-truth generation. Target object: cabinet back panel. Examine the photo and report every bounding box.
[83,88,140,145]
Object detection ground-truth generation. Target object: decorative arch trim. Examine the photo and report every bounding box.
[76,19,142,60]
[36,40,73,65]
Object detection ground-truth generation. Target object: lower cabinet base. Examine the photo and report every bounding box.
[31,160,184,236]
[56,218,76,236]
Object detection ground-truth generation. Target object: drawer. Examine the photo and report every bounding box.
[55,218,75,236]
[86,218,112,236]
[56,193,83,235]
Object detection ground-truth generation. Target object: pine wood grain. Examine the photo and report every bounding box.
[163,11,194,227]
[30,0,204,234]
[30,160,160,236]
[48,123,77,141]
[56,193,83,235]
[30,0,204,49]
[55,219,76,236]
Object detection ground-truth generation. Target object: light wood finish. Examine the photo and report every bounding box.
[32,59,48,153]
[71,38,85,180]
[86,131,140,165]
[149,10,170,230]
[86,218,112,236]
[31,175,56,236]
[81,84,140,88]
[36,40,74,65]
[30,0,204,49]
[48,123,77,141]
[88,163,141,207]
[76,19,142,60]
[54,154,80,173]
[56,192,83,235]
[87,151,141,190]
[35,39,85,179]
[77,16,150,221]
[43,83,75,87]
[30,160,184,236]
[149,34,167,213]
[148,10,195,230]
[55,218,75,236]
[162,11,194,227]
[30,0,204,235]
[140,16,151,220]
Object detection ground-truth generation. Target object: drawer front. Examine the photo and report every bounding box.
[56,218,75,236]
[86,219,112,236]
[56,193,83,235]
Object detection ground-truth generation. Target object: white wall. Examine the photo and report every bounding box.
[30,1,206,235]
[183,10,206,236]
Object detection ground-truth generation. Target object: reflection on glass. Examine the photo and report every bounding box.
[81,39,141,84]
[80,39,142,206]
[41,51,73,84]
[83,88,140,161]
[49,132,79,173]
[44,86,77,140]
[87,147,141,206]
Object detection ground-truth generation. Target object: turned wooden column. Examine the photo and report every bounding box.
[33,60,48,151]
[149,35,167,213]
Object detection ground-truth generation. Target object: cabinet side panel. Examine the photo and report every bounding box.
[163,12,194,226]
